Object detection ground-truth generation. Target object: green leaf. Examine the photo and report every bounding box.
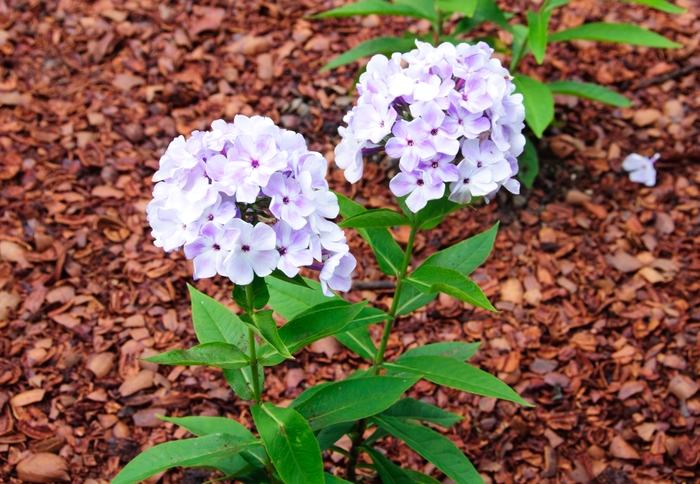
[294,376,420,431]
[513,75,554,138]
[260,300,368,365]
[158,415,266,469]
[407,266,496,312]
[380,398,463,427]
[364,446,414,484]
[336,193,404,276]
[266,276,389,329]
[111,434,261,484]
[233,276,270,313]
[413,195,462,230]
[548,22,682,48]
[620,0,685,13]
[542,0,571,11]
[420,223,499,276]
[394,0,438,21]
[335,327,377,359]
[317,421,356,450]
[325,474,353,484]
[526,10,551,64]
[517,137,539,189]
[242,310,293,359]
[142,342,249,370]
[396,284,437,316]
[371,416,481,484]
[340,209,411,229]
[314,0,436,20]
[547,80,631,107]
[435,0,477,17]
[399,342,481,361]
[510,24,531,71]
[453,0,511,35]
[404,469,442,484]
[187,285,257,400]
[385,356,531,405]
[252,403,325,484]
[322,37,418,71]
[269,269,310,288]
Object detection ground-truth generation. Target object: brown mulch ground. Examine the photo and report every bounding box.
[1,0,699,482]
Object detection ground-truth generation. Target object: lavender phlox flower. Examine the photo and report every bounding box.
[263,173,315,230]
[147,116,356,293]
[448,160,498,205]
[222,219,280,285]
[334,126,366,184]
[622,153,659,187]
[320,251,357,296]
[389,169,445,213]
[273,221,313,278]
[411,102,460,156]
[351,96,397,143]
[419,153,460,184]
[184,222,241,280]
[448,75,493,113]
[447,104,490,139]
[385,119,436,171]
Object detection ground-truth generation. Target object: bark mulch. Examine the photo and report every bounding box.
[0,0,699,482]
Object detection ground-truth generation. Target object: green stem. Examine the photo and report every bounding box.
[245,285,262,406]
[345,420,367,482]
[372,225,416,374]
[432,7,444,46]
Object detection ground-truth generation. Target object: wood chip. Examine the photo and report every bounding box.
[668,375,699,400]
[16,453,70,482]
[610,435,641,460]
[86,353,114,379]
[118,370,154,397]
[10,389,46,408]
[608,250,644,273]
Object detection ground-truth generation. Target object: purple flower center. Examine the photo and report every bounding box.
[208,214,214,221]
[407,139,414,147]
[430,128,438,136]
[213,244,221,251]
[242,245,250,252]
[477,161,483,168]
[282,196,290,205]
[251,159,260,168]
[431,161,439,169]
[462,93,469,102]
[416,178,424,186]
[278,246,287,256]
[379,121,385,128]
[463,178,470,184]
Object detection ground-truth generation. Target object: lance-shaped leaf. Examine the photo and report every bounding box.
[336,193,404,276]
[548,22,682,48]
[111,434,261,484]
[542,0,571,12]
[547,80,630,107]
[325,474,353,484]
[313,0,436,20]
[420,223,498,275]
[266,276,389,328]
[259,300,368,365]
[316,421,356,451]
[242,310,293,359]
[340,208,411,229]
[620,0,685,13]
[251,403,325,484]
[293,376,420,430]
[405,469,442,483]
[233,276,270,313]
[435,0,477,16]
[322,37,419,71]
[406,266,496,312]
[371,416,481,484]
[363,446,414,484]
[268,269,310,288]
[187,285,257,399]
[527,10,552,64]
[518,137,539,189]
[335,326,377,359]
[159,415,266,470]
[513,75,554,138]
[380,398,463,427]
[385,356,531,405]
[454,0,512,35]
[413,195,462,230]
[399,342,480,361]
[142,342,249,370]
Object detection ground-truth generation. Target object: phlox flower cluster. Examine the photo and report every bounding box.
[335,40,525,212]
[147,116,355,296]
[622,152,658,187]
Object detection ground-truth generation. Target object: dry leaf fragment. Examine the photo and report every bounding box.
[637,267,665,284]
[119,370,154,397]
[10,389,46,408]
[188,7,225,36]
[635,422,658,442]
[86,353,114,379]
[610,435,641,460]
[654,212,675,234]
[608,250,643,273]
[618,380,645,400]
[132,407,166,428]
[16,453,70,482]
[0,152,21,180]
[0,241,31,268]
[668,374,699,400]
[500,278,523,305]
[112,73,145,91]
[0,291,21,321]
[565,189,591,205]
[92,185,124,199]
[309,337,340,358]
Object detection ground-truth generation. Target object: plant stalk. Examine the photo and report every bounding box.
[245,285,262,406]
